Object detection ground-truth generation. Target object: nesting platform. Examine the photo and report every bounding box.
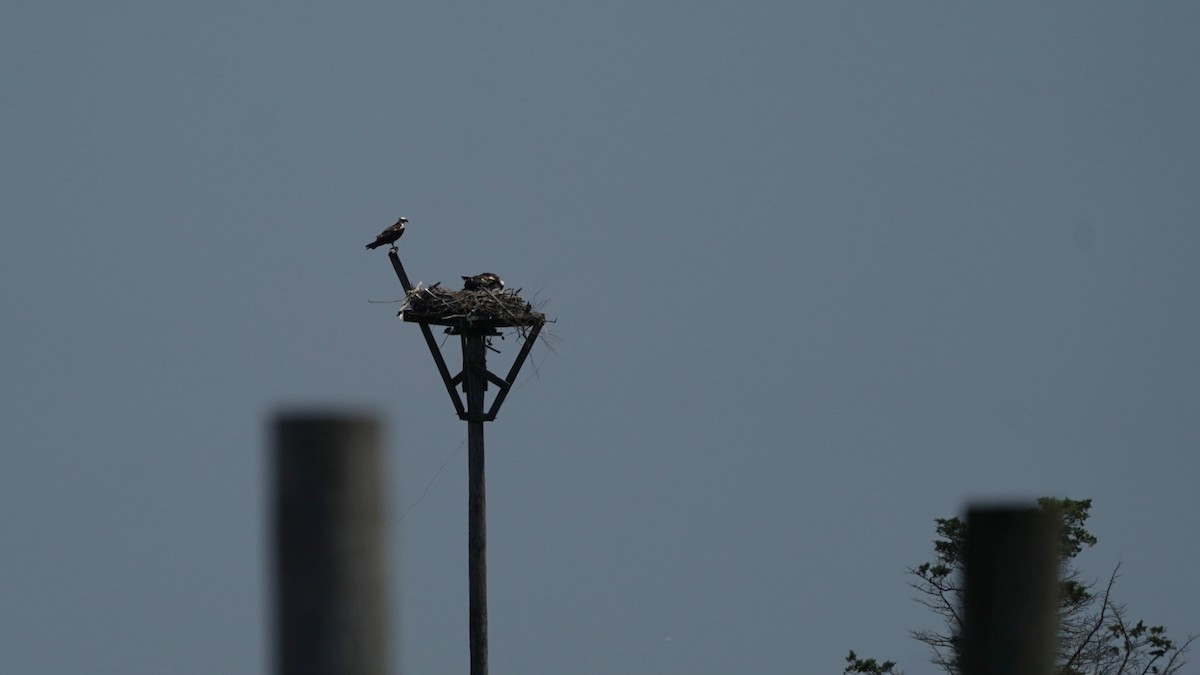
[400,285,546,333]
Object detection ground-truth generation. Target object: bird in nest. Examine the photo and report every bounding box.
[365,217,408,250]
[461,273,504,291]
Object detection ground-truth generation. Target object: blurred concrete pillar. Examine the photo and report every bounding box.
[272,412,388,675]
[962,505,1059,675]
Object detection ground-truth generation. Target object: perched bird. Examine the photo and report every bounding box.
[365,217,408,250]
[462,272,504,291]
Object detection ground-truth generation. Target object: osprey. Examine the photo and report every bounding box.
[365,217,408,250]
[461,272,504,291]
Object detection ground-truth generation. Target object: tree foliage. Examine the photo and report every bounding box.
[847,498,1194,675]
[845,651,902,675]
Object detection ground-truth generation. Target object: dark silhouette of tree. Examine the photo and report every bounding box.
[846,498,1193,675]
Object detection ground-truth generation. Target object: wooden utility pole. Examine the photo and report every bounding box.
[962,505,1059,675]
[386,248,545,675]
[272,413,388,675]
[464,332,489,674]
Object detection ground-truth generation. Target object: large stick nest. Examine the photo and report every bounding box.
[399,284,546,330]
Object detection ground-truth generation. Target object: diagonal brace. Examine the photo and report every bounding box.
[387,249,414,292]
[419,323,466,418]
[485,322,542,421]
[387,248,465,415]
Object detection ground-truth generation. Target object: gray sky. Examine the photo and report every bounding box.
[3,3,1199,673]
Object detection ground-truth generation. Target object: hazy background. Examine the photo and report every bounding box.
[3,3,1199,673]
